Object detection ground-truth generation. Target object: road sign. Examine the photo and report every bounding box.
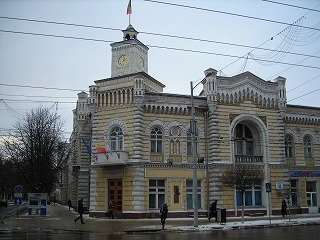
[14,197,22,205]
[266,182,271,192]
[14,192,22,198]
[14,185,23,193]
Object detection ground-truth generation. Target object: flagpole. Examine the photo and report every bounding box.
[127,0,132,25]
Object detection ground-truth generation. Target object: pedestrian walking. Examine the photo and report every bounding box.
[67,199,72,211]
[108,200,114,219]
[160,203,168,229]
[281,199,287,217]
[74,198,85,224]
[208,200,218,221]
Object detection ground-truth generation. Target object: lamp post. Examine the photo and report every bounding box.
[190,80,203,227]
[204,112,209,217]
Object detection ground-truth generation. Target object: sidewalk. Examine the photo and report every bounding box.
[1,204,320,234]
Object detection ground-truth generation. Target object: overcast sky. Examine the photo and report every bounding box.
[0,0,319,142]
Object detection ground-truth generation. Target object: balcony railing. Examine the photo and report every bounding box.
[92,151,128,166]
[235,155,263,163]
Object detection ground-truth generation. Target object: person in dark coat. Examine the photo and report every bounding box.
[67,199,72,211]
[160,203,168,229]
[108,201,114,219]
[208,200,218,221]
[281,199,287,217]
[74,199,85,224]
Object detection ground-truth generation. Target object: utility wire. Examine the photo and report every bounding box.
[0,93,77,99]
[1,29,320,70]
[288,88,320,102]
[1,16,318,60]
[142,0,320,31]
[1,98,76,104]
[267,49,320,80]
[287,74,320,93]
[261,0,320,13]
[0,83,86,92]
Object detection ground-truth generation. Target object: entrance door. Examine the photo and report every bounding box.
[306,181,318,213]
[108,179,122,215]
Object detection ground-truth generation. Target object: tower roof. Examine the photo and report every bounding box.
[122,24,139,41]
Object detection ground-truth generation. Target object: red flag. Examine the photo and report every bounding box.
[127,0,132,14]
[96,146,107,154]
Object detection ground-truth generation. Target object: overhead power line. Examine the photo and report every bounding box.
[261,0,320,13]
[0,83,86,92]
[1,16,318,60]
[0,93,77,99]
[1,29,320,71]
[288,88,320,102]
[0,98,76,104]
[142,0,320,31]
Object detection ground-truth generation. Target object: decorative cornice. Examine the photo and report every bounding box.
[284,113,320,125]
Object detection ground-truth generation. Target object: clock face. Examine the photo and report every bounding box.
[138,56,144,68]
[118,55,128,67]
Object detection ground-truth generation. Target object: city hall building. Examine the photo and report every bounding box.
[67,24,320,218]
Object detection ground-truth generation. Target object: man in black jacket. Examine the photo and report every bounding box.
[74,199,85,224]
[160,203,168,229]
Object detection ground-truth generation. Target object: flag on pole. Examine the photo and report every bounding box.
[91,140,107,154]
[82,138,91,156]
[127,0,132,14]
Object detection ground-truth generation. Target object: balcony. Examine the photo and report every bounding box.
[92,151,128,166]
[235,155,263,163]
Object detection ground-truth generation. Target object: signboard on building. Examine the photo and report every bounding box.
[276,181,283,190]
[290,171,320,178]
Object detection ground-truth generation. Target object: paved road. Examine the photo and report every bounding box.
[1,204,320,234]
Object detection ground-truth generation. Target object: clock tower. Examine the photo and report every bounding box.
[111,24,148,77]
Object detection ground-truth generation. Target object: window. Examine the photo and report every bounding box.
[110,127,123,151]
[285,135,294,158]
[169,127,181,154]
[235,124,254,156]
[149,180,165,209]
[236,181,262,207]
[187,130,197,155]
[186,180,202,209]
[303,135,312,158]
[290,180,299,207]
[151,127,163,153]
[306,181,317,207]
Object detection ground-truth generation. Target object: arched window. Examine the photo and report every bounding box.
[304,135,313,158]
[235,124,253,156]
[110,126,123,151]
[285,135,294,158]
[169,126,181,154]
[150,127,163,153]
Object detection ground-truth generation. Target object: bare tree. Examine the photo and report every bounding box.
[0,154,23,200]
[3,107,69,194]
[219,163,264,222]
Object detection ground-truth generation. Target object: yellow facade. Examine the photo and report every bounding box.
[69,24,320,219]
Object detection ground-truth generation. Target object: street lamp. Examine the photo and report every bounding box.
[204,111,209,218]
[190,80,203,227]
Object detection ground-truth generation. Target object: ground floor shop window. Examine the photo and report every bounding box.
[290,179,299,207]
[306,181,317,207]
[236,181,262,206]
[149,179,165,209]
[186,180,202,209]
